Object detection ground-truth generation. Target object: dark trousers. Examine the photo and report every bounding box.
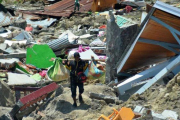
[70,77,84,97]
[74,2,80,11]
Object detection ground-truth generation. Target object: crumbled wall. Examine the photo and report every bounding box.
[0,81,15,107]
[106,11,138,83]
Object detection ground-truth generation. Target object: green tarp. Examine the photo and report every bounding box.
[26,44,56,69]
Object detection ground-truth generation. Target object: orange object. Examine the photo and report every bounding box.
[91,0,117,12]
[119,107,135,120]
[99,25,107,29]
[98,107,135,120]
[98,108,120,120]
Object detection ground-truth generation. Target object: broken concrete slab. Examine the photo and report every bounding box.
[89,92,118,104]
[161,110,178,120]
[106,10,138,83]
[0,58,19,70]
[0,43,8,51]
[0,107,12,117]
[151,111,167,120]
[7,73,37,86]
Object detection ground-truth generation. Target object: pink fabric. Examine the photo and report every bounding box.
[125,6,133,13]
[98,56,107,60]
[39,70,47,77]
[67,46,91,55]
[25,26,33,32]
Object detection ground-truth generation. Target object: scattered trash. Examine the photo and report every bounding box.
[26,18,57,28]
[0,0,180,119]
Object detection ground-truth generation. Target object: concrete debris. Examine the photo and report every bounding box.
[89,92,119,104]
[121,73,180,116]
[0,0,180,119]
[0,58,19,70]
[7,73,37,86]
[55,85,64,97]
[134,106,179,120]
[0,107,12,118]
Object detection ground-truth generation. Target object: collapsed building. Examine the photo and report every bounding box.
[106,1,180,100]
[0,0,180,119]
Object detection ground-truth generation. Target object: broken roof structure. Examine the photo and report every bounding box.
[116,1,180,95]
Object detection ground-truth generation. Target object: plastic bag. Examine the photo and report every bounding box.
[84,61,105,80]
[47,58,70,81]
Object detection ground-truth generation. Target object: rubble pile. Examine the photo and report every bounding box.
[1,0,180,119]
[122,73,180,115]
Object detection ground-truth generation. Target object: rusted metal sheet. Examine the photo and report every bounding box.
[19,82,58,105]
[9,82,58,119]
[19,0,93,17]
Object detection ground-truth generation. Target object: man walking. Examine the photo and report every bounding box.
[64,52,88,107]
[74,0,80,11]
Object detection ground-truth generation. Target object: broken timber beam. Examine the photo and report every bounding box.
[0,53,26,59]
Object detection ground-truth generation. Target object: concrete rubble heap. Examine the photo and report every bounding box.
[0,0,180,120]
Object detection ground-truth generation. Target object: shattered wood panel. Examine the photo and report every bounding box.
[121,42,175,71]
[153,9,180,31]
[140,20,178,44]
[118,2,180,73]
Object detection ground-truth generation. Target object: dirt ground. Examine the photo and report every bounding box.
[23,84,121,120]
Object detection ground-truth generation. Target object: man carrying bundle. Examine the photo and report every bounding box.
[64,52,88,107]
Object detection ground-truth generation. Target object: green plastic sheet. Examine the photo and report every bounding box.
[31,74,42,81]
[26,44,56,69]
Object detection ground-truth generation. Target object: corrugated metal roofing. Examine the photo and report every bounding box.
[0,12,14,26]
[19,0,93,17]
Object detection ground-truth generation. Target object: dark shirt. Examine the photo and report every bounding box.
[65,59,88,77]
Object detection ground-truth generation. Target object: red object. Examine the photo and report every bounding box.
[20,82,58,105]
[39,70,47,77]
[26,64,36,69]
[77,72,87,83]
[25,26,33,32]
[99,25,107,29]
[125,6,133,13]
